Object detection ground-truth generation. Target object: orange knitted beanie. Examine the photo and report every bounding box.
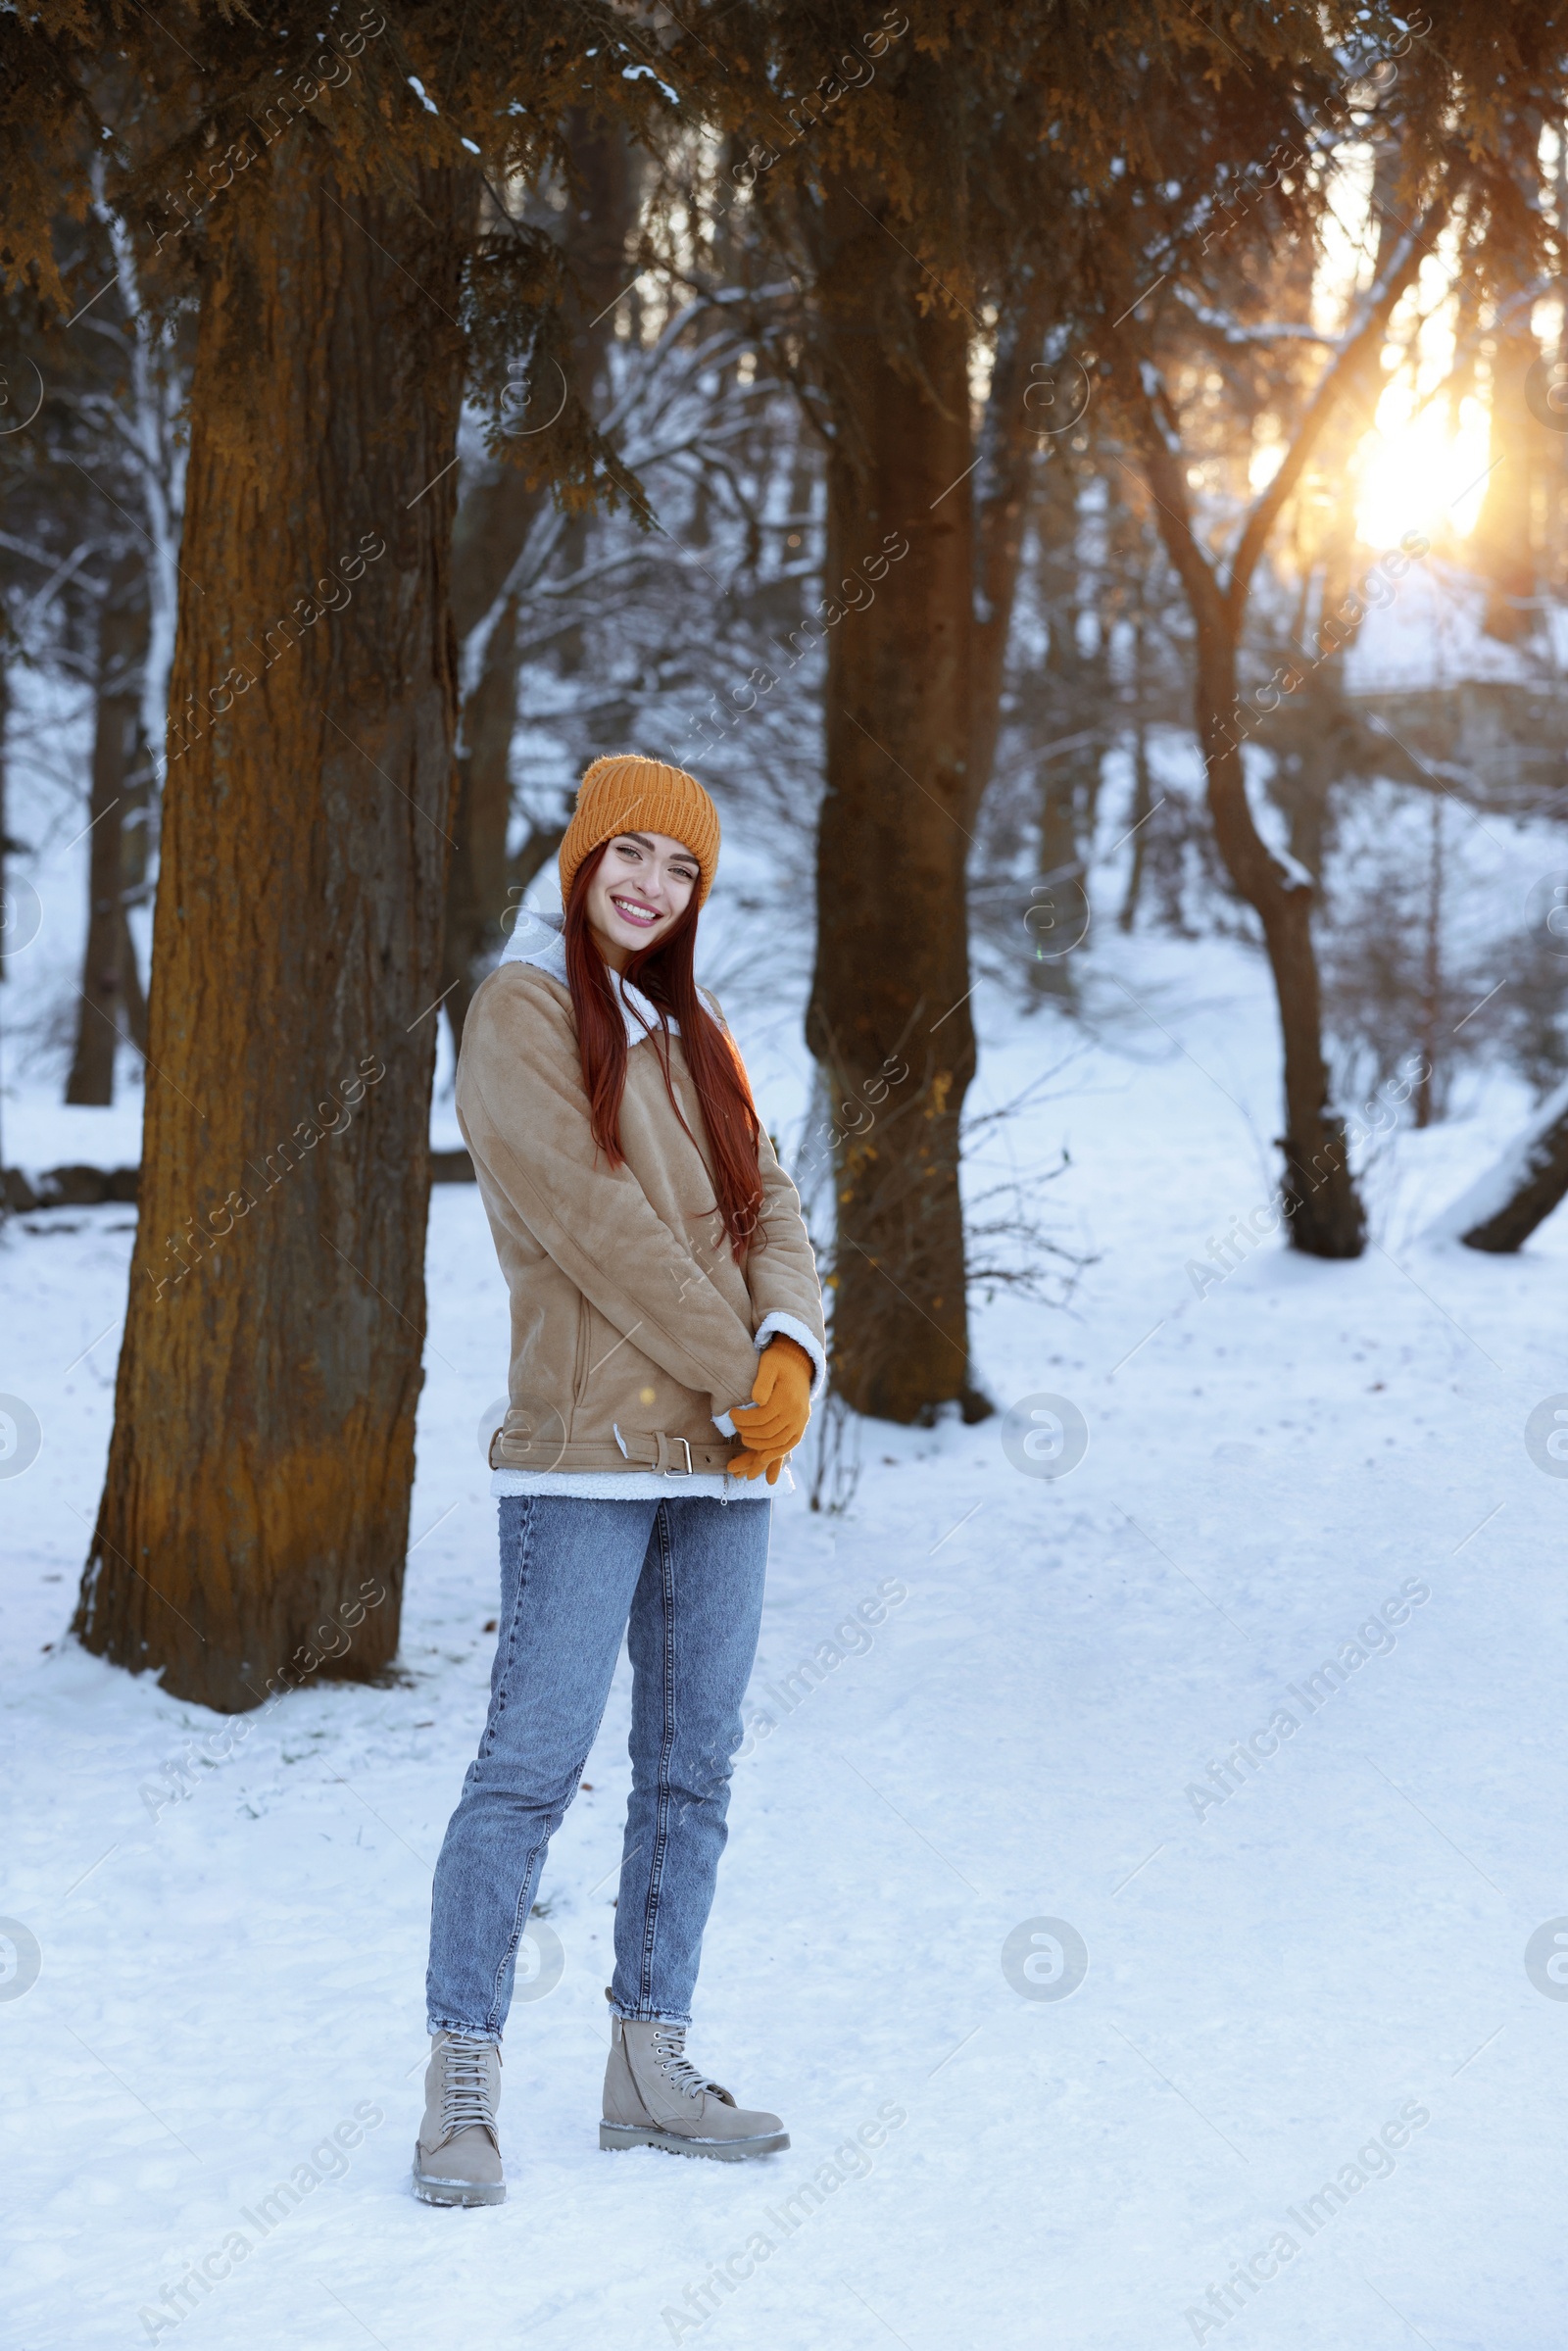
[558,755,721,909]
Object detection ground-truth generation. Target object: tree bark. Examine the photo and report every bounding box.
[1112,186,1446,1259]
[1027,456,1099,1001]
[68,552,147,1106]
[965,278,1053,823]
[1461,1118,1568,1249]
[74,142,471,1711]
[442,592,523,1045]
[1197,624,1364,1254]
[1429,1071,1568,1251]
[1118,713,1152,932]
[0,647,9,1199]
[120,893,148,1056]
[1413,795,1443,1128]
[440,114,637,1055]
[806,189,979,1422]
[445,109,636,645]
[1473,318,1541,642]
[1030,754,1087,1004]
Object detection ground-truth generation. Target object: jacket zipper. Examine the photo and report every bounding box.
[569,1297,592,1423]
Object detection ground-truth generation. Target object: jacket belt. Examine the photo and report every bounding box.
[615,1427,737,1476]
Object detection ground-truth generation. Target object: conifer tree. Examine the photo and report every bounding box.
[1,3,680,1707]
[701,0,1364,1404]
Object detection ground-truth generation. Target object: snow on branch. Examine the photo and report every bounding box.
[1222,196,1447,615]
[1172,288,1339,348]
[1426,1073,1568,1251]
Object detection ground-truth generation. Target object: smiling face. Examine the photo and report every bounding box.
[583,830,702,972]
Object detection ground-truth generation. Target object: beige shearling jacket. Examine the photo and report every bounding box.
[457,921,826,1482]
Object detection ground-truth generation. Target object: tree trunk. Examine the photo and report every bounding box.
[511,816,569,904]
[1429,1071,1568,1251]
[1270,728,1334,883]
[68,553,147,1105]
[1030,747,1086,1004]
[120,893,149,1056]
[1198,628,1364,1255]
[0,647,9,1198]
[1028,458,1097,1002]
[1118,713,1152,932]
[807,190,978,1422]
[74,142,471,1711]
[1413,794,1443,1128]
[440,113,637,1056]
[965,278,1053,822]
[1473,318,1541,642]
[442,592,523,1046]
[1113,171,1445,1267]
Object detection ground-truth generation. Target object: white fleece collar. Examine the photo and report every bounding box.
[498,908,678,1047]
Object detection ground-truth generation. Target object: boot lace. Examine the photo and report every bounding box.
[651,2025,721,2101]
[440,2035,498,2137]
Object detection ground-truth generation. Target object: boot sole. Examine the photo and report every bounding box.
[412,2150,506,2207]
[599,2121,789,2161]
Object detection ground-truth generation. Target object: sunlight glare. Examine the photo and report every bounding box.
[1352,386,1491,548]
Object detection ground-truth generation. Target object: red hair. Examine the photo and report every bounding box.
[564,846,764,1258]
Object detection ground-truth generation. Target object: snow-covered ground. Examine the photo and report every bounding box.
[4,914,1567,2351]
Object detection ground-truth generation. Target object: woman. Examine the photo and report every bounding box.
[416,754,826,2206]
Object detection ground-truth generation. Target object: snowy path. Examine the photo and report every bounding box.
[4,939,1566,2351]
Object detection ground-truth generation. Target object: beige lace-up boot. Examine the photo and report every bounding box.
[413,2033,505,2206]
[600,2014,788,2160]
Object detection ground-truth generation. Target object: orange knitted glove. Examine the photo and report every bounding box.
[725,1337,814,1481]
[725,1444,788,1487]
[735,1336,814,1450]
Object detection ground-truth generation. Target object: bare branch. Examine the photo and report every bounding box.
[1223,196,1449,619]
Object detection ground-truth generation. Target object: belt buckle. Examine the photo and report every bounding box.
[662,1435,694,1478]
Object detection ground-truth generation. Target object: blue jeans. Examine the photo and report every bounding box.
[425,1493,771,2037]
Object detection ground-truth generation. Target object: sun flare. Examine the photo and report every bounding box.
[1352,386,1492,550]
